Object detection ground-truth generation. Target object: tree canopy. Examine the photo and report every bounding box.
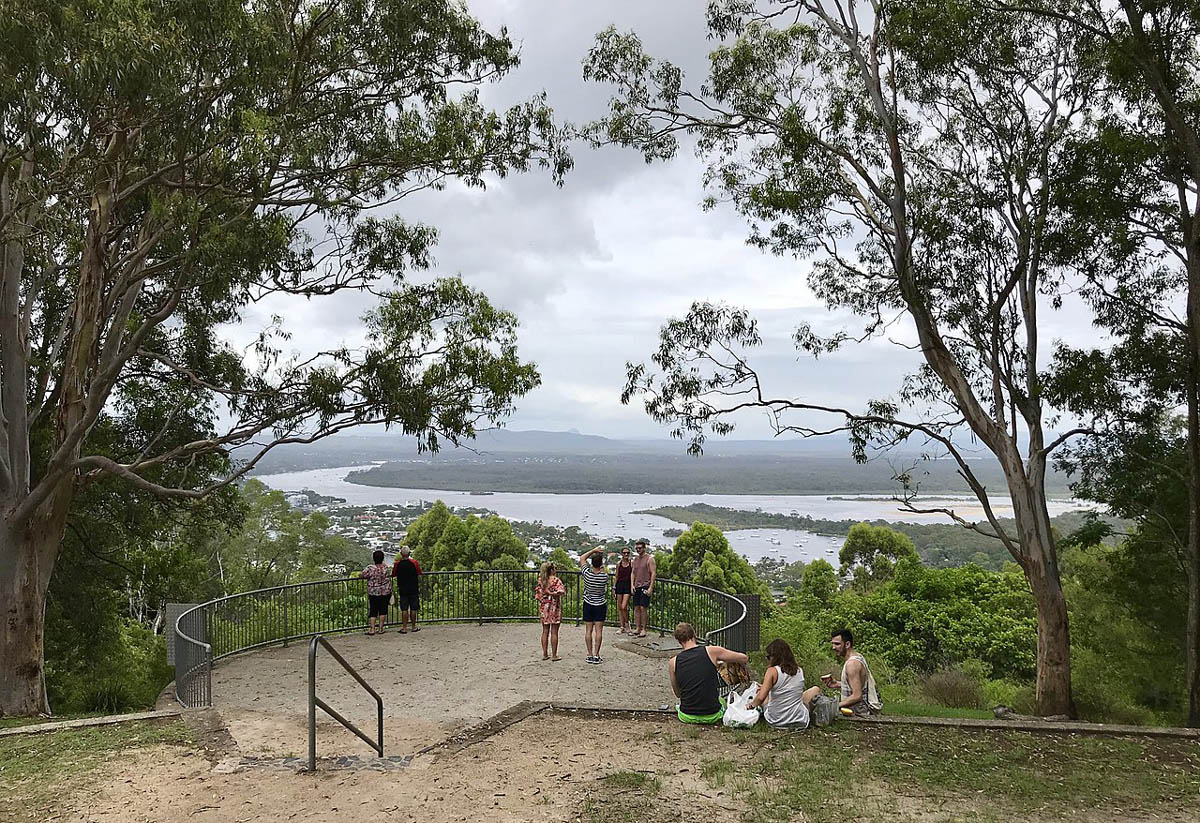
[406,503,529,571]
[0,0,568,715]
[657,521,772,603]
[839,523,919,589]
[583,0,1097,717]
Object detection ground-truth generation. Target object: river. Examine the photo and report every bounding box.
[259,466,1085,565]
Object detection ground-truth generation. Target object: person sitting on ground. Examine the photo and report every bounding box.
[579,546,610,664]
[358,550,392,635]
[749,638,821,728]
[391,545,422,634]
[819,628,883,717]
[668,622,750,724]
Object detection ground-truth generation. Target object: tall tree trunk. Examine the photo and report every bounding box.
[1010,478,1075,718]
[1186,243,1200,728]
[0,174,109,716]
[0,531,49,715]
[1026,552,1075,717]
[0,491,70,716]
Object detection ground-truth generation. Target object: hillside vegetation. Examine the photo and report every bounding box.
[346,454,1074,496]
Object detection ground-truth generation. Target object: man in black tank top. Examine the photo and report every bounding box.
[668,622,750,724]
[391,546,422,633]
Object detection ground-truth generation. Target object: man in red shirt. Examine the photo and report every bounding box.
[391,545,423,634]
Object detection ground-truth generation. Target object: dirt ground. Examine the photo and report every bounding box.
[210,623,679,757]
[50,713,1200,823]
[67,715,742,823]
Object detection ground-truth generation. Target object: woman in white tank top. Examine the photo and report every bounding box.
[750,639,820,728]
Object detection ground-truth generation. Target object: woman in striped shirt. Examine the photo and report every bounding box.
[579,546,610,664]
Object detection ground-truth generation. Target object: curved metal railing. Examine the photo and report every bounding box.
[174,569,748,708]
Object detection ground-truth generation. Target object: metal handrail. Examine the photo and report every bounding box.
[308,634,384,771]
[174,569,750,708]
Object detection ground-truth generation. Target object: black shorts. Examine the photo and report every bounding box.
[632,587,651,608]
[582,602,607,623]
[614,581,632,596]
[368,593,391,618]
[396,592,419,613]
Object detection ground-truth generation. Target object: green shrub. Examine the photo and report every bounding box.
[1009,685,1037,715]
[1071,647,1165,726]
[46,622,172,714]
[982,679,1021,708]
[82,683,139,714]
[917,668,985,709]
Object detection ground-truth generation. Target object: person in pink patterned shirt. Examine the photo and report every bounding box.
[359,550,392,635]
[535,561,566,661]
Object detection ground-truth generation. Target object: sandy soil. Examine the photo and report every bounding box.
[67,715,744,823]
[210,623,678,757]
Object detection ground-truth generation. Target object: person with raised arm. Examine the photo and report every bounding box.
[578,546,610,664]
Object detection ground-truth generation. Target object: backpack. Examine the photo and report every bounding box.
[810,694,840,727]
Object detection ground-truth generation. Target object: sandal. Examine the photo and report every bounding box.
[411,627,420,632]
[551,656,562,662]
[398,629,408,634]
[543,655,550,661]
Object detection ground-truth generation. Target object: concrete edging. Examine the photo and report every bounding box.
[0,708,183,739]
[858,713,1200,740]
[413,702,1200,755]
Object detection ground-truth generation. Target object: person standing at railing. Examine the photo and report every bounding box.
[631,538,656,638]
[391,545,422,634]
[359,550,392,636]
[614,546,633,634]
[578,546,610,664]
[535,561,566,661]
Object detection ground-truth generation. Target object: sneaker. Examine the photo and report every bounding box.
[586,656,598,664]
[594,657,603,664]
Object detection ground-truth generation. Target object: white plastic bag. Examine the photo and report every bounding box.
[722,682,761,728]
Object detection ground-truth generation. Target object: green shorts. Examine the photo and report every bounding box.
[677,698,726,725]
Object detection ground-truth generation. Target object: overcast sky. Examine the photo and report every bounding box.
[232,1,1101,443]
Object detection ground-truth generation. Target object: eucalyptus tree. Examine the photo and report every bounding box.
[1001,0,1200,725]
[0,0,569,715]
[583,0,1096,715]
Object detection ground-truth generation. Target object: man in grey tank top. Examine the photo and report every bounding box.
[820,628,883,717]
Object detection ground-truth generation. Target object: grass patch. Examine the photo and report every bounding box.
[881,699,995,720]
[585,769,663,823]
[716,723,1200,823]
[700,756,736,787]
[0,719,193,820]
[599,769,663,792]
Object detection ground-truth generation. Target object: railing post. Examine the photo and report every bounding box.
[477,573,484,624]
[308,638,317,772]
[282,587,289,647]
[575,572,581,626]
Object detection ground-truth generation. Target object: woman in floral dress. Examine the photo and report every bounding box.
[535,561,566,661]
[359,549,392,635]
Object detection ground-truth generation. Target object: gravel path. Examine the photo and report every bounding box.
[211,623,678,756]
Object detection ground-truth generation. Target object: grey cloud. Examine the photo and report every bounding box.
[222,2,1107,443]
